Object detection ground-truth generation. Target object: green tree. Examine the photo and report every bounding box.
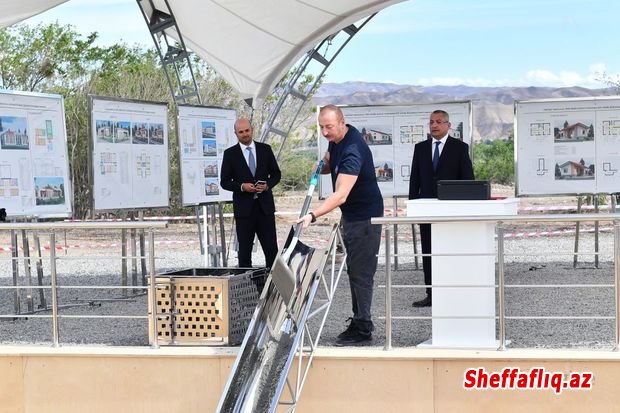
[473,139,514,184]
[0,23,98,91]
[0,22,321,216]
[0,23,174,217]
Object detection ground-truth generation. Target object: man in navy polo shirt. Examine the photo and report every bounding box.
[298,104,383,346]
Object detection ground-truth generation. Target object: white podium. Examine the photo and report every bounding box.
[406,198,519,348]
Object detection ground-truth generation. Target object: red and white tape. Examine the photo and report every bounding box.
[0,239,200,252]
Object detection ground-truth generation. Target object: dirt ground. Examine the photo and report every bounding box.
[0,184,614,349]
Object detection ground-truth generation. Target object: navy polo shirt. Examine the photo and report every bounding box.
[328,125,384,221]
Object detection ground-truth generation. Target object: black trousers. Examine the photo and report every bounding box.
[236,201,278,268]
[341,217,382,324]
[419,223,432,296]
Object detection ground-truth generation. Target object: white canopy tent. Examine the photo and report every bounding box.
[1,0,405,103]
[0,0,68,29]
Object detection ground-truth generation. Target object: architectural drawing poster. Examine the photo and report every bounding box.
[0,90,72,217]
[516,97,620,195]
[317,102,473,198]
[177,105,235,205]
[91,97,169,211]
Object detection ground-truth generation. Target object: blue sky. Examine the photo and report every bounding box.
[23,0,620,88]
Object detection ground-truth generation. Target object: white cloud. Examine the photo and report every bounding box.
[589,63,607,73]
[525,69,562,84]
[525,66,614,88]
[525,69,582,86]
[416,76,508,87]
[413,65,618,88]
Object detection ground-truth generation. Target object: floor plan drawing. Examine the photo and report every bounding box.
[99,152,118,175]
[136,152,151,179]
[0,164,19,198]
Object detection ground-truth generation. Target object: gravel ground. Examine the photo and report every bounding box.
[0,217,615,350]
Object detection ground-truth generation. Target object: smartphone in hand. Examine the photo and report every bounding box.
[255,180,266,186]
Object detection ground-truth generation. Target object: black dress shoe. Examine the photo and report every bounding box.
[412,296,432,307]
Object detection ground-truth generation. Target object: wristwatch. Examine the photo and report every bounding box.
[309,212,317,223]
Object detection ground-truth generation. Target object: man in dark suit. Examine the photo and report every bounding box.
[408,110,474,307]
[220,118,281,268]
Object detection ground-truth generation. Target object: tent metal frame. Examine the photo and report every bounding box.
[136,0,201,105]
[137,0,376,158]
[258,14,377,159]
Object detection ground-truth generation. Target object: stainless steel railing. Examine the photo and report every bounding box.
[372,213,620,351]
[0,221,167,347]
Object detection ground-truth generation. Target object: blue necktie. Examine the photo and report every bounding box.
[247,147,256,176]
[432,141,440,172]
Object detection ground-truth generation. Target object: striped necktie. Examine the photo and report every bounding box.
[247,147,256,176]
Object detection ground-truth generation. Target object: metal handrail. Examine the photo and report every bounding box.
[372,212,620,225]
[0,221,167,230]
[0,222,166,346]
[372,214,620,352]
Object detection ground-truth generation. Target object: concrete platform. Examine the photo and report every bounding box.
[0,345,617,412]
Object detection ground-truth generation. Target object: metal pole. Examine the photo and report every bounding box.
[594,196,600,269]
[411,224,419,270]
[11,229,20,315]
[196,205,204,255]
[121,228,127,297]
[210,204,219,267]
[573,197,582,268]
[21,229,33,312]
[497,226,506,351]
[202,205,209,267]
[384,226,392,351]
[32,228,46,309]
[615,222,620,351]
[149,229,159,349]
[50,232,60,347]
[139,210,147,286]
[392,196,399,270]
[218,202,228,267]
[131,212,138,286]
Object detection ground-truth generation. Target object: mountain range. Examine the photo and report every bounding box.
[313,82,618,140]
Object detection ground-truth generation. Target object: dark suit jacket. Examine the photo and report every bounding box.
[220,141,281,218]
[408,136,474,199]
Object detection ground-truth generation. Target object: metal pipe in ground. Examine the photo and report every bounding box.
[497,226,506,351]
[384,226,392,351]
[11,229,20,315]
[21,229,33,312]
[393,196,398,270]
[50,232,59,347]
[121,228,127,297]
[149,229,159,349]
[615,222,620,351]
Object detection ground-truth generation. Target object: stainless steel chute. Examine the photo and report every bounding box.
[217,224,345,412]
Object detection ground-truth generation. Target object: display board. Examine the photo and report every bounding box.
[318,102,473,198]
[0,90,72,218]
[91,97,169,211]
[515,96,620,195]
[178,105,236,205]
